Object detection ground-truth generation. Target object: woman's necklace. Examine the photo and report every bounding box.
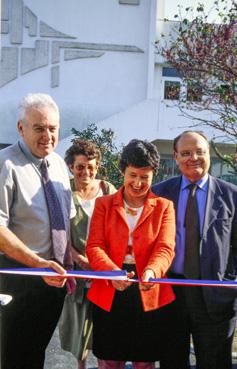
[124,201,143,217]
[126,206,138,217]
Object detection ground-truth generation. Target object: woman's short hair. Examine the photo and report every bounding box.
[65,139,101,167]
[119,139,160,174]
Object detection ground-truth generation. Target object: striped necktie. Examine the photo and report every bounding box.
[40,159,72,267]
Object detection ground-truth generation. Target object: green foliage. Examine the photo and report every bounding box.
[71,123,123,188]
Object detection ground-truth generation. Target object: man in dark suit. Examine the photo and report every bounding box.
[152,131,237,369]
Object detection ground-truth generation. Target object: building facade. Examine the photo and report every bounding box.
[0,0,236,182]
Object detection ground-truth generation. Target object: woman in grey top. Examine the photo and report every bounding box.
[59,139,116,369]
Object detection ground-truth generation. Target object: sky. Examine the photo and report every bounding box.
[164,0,232,21]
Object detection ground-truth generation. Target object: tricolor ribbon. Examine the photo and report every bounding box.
[0,268,127,280]
[0,268,237,288]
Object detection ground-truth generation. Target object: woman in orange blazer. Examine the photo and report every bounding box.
[86,139,176,369]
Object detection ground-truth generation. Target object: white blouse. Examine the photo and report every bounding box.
[123,201,143,264]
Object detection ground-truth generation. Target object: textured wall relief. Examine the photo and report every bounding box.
[0,0,143,88]
[119,0,140,4]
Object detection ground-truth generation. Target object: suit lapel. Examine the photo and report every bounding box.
[202,176,224,237]
[160,177,181,216]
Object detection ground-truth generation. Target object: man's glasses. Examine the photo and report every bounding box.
[178,150,207,159]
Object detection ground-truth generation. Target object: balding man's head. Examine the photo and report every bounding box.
[173,131,210,182]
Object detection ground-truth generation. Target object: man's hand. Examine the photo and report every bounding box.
[0,226,67,288]
[36,258,67,288]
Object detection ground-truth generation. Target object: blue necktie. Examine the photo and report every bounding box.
[41,159,72,267]
[184,183,200,279]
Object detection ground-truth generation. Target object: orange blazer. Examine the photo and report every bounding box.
[86,187,176,312]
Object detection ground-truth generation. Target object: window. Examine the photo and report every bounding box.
[164,81,180,100]
[162,67,182,78]
[187,82,202,102]
[154,157,180,182]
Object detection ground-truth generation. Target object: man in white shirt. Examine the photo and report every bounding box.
[0,93,76,369]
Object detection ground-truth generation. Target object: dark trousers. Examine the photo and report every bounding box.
[159,281,236,369]
[0,256,66,369]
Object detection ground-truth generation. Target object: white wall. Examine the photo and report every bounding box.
[0,0,153,144]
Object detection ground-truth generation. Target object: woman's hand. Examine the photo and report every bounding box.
[139,268,156,291]
[76,254,91,270]
[70,245,91,270]
[112,271,135,291]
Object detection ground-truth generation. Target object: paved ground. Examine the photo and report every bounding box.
[45,327,95,369]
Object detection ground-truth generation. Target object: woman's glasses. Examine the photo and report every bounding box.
[74,164,98,172]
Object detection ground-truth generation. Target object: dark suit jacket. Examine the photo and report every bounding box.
[152,175,237,318]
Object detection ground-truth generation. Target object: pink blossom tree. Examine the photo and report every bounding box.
[156,0,237,173]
